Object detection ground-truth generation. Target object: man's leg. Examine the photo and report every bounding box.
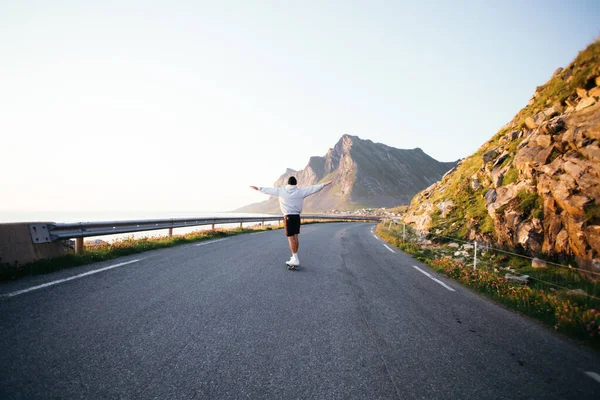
[293,234,299,253]
[287,236,295,254]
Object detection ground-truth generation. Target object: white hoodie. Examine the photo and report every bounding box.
[258,184,326,215]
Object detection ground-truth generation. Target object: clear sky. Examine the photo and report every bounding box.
[1,0,599,214]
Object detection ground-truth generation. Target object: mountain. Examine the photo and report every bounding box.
[237,135,457,213]
[404,39,600,275]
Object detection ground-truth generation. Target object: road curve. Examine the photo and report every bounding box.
[0,222,599,399]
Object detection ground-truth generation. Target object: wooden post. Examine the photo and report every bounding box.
[211,223,215,230]
[75,237,84,254]
[240,222,243,229]
[168,228,173,237]
[261,220,264,228]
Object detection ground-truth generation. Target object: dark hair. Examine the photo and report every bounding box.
[288,176,297,185]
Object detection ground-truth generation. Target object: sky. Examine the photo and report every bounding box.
[1,0,599,214]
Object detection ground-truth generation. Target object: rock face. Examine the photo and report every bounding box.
[237,135,456,213]
[404,39,600,278]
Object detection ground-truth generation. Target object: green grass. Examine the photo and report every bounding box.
[516,190,544,219]
[503,168,519,185]
[585,204,600,225]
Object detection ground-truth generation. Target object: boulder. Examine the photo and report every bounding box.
[564,215,588,257]
[491,168,506,188]
[576,172,600,195]
[559,195,591,218]
[437,200,454,218]
[585,225,600,254]
[531,257,547,269]
[488,182,529,214]
[583,145,600,161]
[471,178,481,191]
[540,117,566,135]
[553,67,563,77]
[514,146,544,172]
[405,213,432,232]
[576,88,589,98]
[533,111,548,126]
[508,131,520,140]
[540,156,563,176]
[555,229,570,253]
[524,117,538,130]
[589,87,600,98]
[483,149,499,163]
[576,97,597,111]
[462,243,474,250]
[535,134,552,148]
[563,160,586,179]
[535,145,555,165]
[505,273,529,284]
[447,243,460,248]
[543,105,561,119]
[517,222,543,253]
[492,152,510,168]
[485,188,497,206]
[543,213,563,254]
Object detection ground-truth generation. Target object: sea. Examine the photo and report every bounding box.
[0,210,278,243]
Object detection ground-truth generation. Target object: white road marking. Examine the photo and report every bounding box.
[1,259,143,298]
[383,244,395,253]
[584,371,600,384]
[195,238,229,246]
[412,266,455,292]
[373,234,378,239]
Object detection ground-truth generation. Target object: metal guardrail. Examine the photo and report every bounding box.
[28,214,381,252]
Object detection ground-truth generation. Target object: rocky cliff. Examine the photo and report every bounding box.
[404,39,600,275]
[237,135,456,213]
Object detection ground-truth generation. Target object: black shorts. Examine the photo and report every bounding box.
[284,214,301,237]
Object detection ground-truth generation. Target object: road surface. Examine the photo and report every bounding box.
[1,223,599,399]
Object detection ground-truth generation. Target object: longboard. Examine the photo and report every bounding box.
[286,263,300,270]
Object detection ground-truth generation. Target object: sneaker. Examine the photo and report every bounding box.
[288,256,300,266]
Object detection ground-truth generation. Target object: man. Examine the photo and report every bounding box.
[250,176,332,267]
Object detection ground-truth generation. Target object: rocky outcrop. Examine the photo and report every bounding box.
[237,135,456,213]
[404,39,600,278]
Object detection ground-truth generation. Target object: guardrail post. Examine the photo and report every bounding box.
[239,222,243,229]
[261,220,264,228]
[211,223,215,230]
[473,241,477,270]
[75,237,84,254]
[168,228,173,237]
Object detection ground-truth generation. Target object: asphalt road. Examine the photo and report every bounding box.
[1,222,599,399]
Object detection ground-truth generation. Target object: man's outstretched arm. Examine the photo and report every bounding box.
[250,186,279,196]
[298,180,333,198]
